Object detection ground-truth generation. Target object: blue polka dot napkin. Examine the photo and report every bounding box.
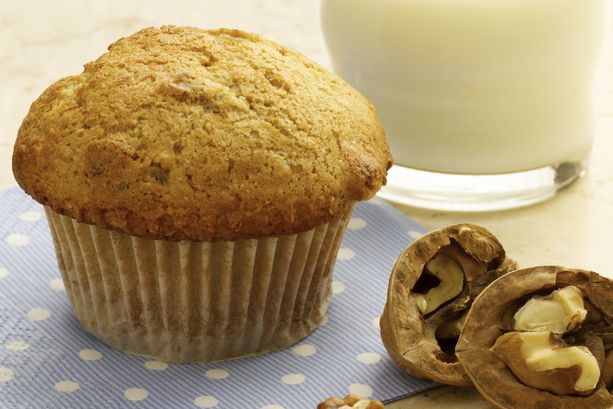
[0,187,435,409]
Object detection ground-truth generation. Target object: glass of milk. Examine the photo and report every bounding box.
[321,0,609,211]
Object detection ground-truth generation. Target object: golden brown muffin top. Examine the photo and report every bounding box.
[13,26,391,241]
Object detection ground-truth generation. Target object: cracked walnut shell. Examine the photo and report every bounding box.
[456,266,613,409]
[380,223,516,386]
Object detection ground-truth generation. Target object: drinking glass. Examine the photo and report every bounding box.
[321,0,609,211]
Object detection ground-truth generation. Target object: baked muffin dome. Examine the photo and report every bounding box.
[13,26,391,241]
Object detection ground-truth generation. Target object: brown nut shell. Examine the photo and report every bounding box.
[380,223,515,386]
[456,266,613,409]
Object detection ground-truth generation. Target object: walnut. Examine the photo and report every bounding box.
[380,224,515,386]
[456,266,613,408]
[317,394,384,409]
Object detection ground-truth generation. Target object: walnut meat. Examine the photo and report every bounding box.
[380,224,516,386]
[317,394,384,409]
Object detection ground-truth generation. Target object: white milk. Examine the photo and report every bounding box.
[322,0,608,174]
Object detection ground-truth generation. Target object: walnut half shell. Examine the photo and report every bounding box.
[456,266,613,409]
[380,224,516,386]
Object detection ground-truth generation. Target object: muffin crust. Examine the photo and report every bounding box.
[13,26,391,241]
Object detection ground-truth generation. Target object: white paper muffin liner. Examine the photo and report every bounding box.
[44,205,354,363]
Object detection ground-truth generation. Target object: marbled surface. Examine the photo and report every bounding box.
[1,1,612,408]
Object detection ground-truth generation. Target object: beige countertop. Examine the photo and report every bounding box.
[1,1,612,408]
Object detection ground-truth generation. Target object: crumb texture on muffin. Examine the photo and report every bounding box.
[13,26,391,241]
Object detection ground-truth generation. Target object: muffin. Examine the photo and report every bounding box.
[12,26,391,363]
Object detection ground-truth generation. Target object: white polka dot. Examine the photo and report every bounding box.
[6,233,29,247]
[356,352,381,364]
[27,308,50,321]
[320,315,329,326]
[0,367,14,383]
[55,380,79,393]
[49,279,65,292]
[372,316,380,329]
[194,395,219,408]
[281,373,305,385]
[19,211,41,222]
[292,344,316,357]
[408,230,424,240]
[205,369,229,380]
[4,341,29,351]
[0,267,8,279]
[124,388,148,401]
[261,405,284,409]
[348,218,367,230]
[144,361,168,371]
[332,281,346,294]
[337,247,355,260]
[79,349,102,361]
[349,383,373,398]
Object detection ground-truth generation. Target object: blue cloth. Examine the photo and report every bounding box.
[0,187,435,408]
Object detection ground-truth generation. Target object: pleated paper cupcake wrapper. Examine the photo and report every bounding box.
[44,205,354,363]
